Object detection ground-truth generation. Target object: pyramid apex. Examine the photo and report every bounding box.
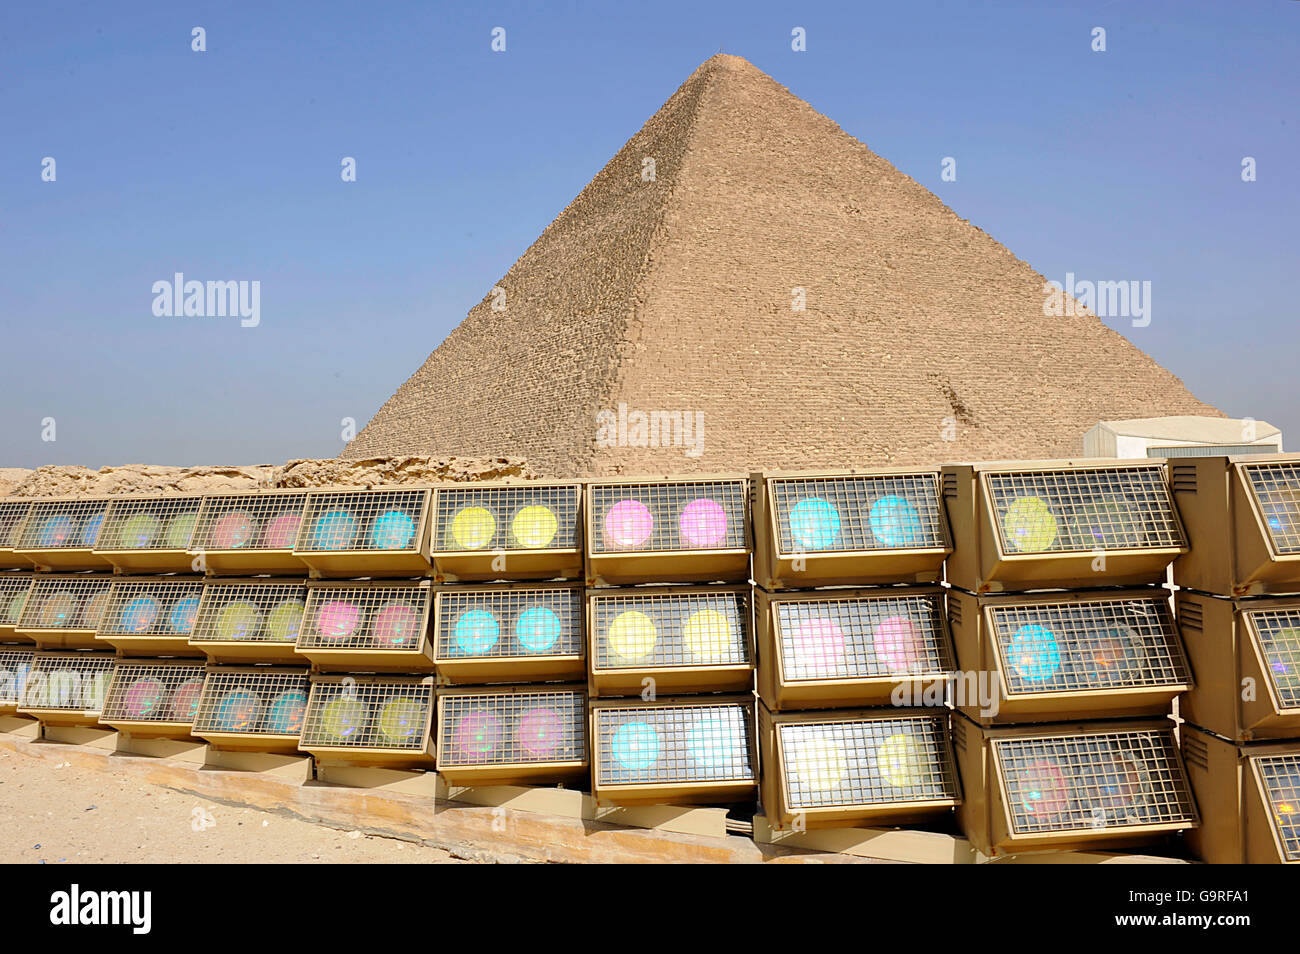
[697,52,758,73]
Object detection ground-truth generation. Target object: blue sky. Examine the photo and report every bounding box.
[2,0,1296,468]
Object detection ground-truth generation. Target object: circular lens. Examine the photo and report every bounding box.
[117,514,161,549]
[683,609,733,661]
[266,599,305,642]
[261,512,301,549]
[611,721,659,770]
[1068,498,1145,549]
[1008,623,1062,683]
[378,696,422,742]
[163,513,198,549]
[1004,497,1058,552]
[120,596,160,633]
[679,498,728,548]
[123,678,166,718]
[216,601,263,641]
[514,607,561,653]
[168,596,200,634]
[310,510,357,550]
[606,610,657,661]
[321,697,367,739]
[1017,759,1069,819]
[511,506,558,549]
[315,601,361,642]
[266,690,307,734]
[454,712,502,761]
[368,510,416,549]
[373,603,420,647]
[875,733,923,787]
[170,680,204,722]
[451,507,495,550]
[38,592,77,627]
[873,615,924,673]
[869,495,923,548]
[214,689,261,730]
[454,609,500,655]
[791,736,846,791]
[518,707,564,758]
[37,515,75,547]
[791,617,846,676]
[212,510,256,549]
[685,715,740,769]
[603,500,653,549]
[789,497,841,550]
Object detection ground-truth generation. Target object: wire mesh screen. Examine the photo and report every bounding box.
[14,499,111,550]
[434,485,581,552]
[436,587,582,659]
[1244,463,1300,556]
[438,689,585,766]
[0,648,35,706]
[996,729,1195,834]
[595,703,754,785]
[191,492,309,552]
[298,584,430,651]
[778,714,958,810]
[192,669,310,735]
[985,467,1183,554]
[18,577,113,631]
[1255,754,1300,861]
[22,653,116,711]
[301,678,433,750]
[769,474,944,555]
[773,593,950,682]
[591,590,749,669]
[589,480,747,554]
[100,661,207,723]
[295,490,427,553]
[98,496,204,551]
[190,582,307,645]
[98,580,205,637]
[1246,608,1300,709]
[0,574,33,626]
[0,500,32,548]
[988,597,1187,695]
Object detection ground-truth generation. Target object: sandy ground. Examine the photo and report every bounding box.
[0,752,468,864]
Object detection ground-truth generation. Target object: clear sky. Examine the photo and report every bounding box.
[2,0,1296,468]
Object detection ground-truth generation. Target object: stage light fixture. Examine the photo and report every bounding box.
[430,482,583,581]
[432,583,583,683]
[18,651,116,726]
[95,578,206,656]
[0,499,35,570]
[12,497,115,570]
[191,666,310,751]
[98,659,207,738]
[95,495,205,573]
[0,572,34,643]
[15,575,114,649]
[436,685,587,784]
[300,674,435,767]
[296,580,434,671]
[0,647,35,716]
[189,490,311,575]
[292,488,431,578]
[189,580,307,664]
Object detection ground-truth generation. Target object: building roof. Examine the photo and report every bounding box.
[1094,416,1280,443]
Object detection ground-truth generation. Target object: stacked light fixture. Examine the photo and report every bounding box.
[942,459,1199,857]
[753,469,960,831]
[1171,453,1300,863]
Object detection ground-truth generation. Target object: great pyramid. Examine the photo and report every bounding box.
[346,54,1219,477]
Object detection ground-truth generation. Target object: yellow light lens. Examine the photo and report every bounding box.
[876,733,922,787]
[451,507,495,550]
[511,505,558,549]
[682,609,732,661]
[791,737,846,792]
[607,611,657,661]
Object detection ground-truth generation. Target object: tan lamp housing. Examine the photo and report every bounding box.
[12,497,115,570]
[94,494,205,573]
[947,588,1190,725]
[755,586,953,712]
[590,695,757,806]
[190,665,310,753]
[587,584,753,698]
[0,572,34,642]
[436,684,587,785]
[95,577,206,656]
[758,703,960,831]
[584,476,750,585]
[300,674,436,768]
[15,574,115,650]
[189,489,311,576]
[292,487,432,578]
[188,579,307,664]
[295,580,434,673]
[0,499,35,569]
[430,481,584,582]
[0,647,35,716]
[1182,724,1300,864]
[18,651,117,727]
[952,713,1198,857]
[942,459,1187,593]
[1171,454,1300,596]
[753,469,950,589]
[432,582,584,684]
[98,658,207,739]
[1176,591,1300,741]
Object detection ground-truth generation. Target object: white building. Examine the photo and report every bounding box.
[1084,416,1283,459]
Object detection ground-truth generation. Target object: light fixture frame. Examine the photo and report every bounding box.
[190,664,310,752]
[15,574,116,649]
[189,489,312,576]
[0,499,35,569]
[300,673,436,767]
[12,496,115,570]
[17,650,117,726]
[188,579,308,664]
[95,576,207,657]
[97,657,207,739]
[0,571,35,643]
[292,486,433,578]
[93,494,206,573]
[295,580,435,672]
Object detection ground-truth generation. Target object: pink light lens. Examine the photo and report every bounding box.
[603,500,653,549]
[678,498,728,548]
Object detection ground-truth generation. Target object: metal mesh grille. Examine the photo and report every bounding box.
[986,467,1184,554]
[190,582,307,645]
[434,485,580,552]
[298,584,430,651]
[770,474,944,554]
[97,579,205,637]
[100,661,207,723]
[192,669,310,736]
[295,490,426,553]
[594,702,754,785]
[0,574,33,625]
[0,648,35,706]
[0,500,32,548]
[301,678,433,750]
[773,593,951,681]
[438,689,585,766]
[22,652,116,711]
[988,597,1187,694]
[778,714,958,810]
[98,496,204,551]
[1246,608,1300,709]
[1243,463,1300,556]
[591,590,749,669]
[589,480,746,554]
[996,729,1195,834]
[436,587,581,660]
[14,499,112,550]
[1254,754,1300,861]
[17,577,113,631]
[191,492,309,552]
